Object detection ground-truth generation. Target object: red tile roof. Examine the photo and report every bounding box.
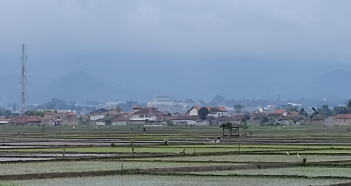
[335,114,351,119]
[10,116,43,124]
[133,107,166,116]
[273,109,286,114]
[194,106,227,112]
[289,111,299,116]
[113,113,133,121]
[67,112,75,116]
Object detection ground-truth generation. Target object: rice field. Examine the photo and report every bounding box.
[1,175,348,186]
[0,161,228,175]
[135,154,351,163]
[192,167,351,178]
[7,147,283,153]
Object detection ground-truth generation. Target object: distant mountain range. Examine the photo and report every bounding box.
[39,71,135,103]
[1,61,351,104]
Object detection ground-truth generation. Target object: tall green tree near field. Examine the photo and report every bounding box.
[319,105,332,116]
[332,106,348,115]
[198,107,209,120]
[78,116,88,125]
[311,105,332,117]
[234,104,244,113]
[25,110,51,117]
[346,100,351,113]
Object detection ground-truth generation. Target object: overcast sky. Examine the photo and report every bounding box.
[1,0,351,65]
[1,0,351,103]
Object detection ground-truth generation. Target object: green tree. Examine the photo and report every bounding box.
[346,100,351,113]
[166,120,174,126]
[104,114,115,125]
[234,104,244,113]
[78,116,88,125]
[115,106,122,113]
[311,107,319,117]
[241,120,248,130]
[25,110,51,117]
[298,108,308,117]
[220,121,233,136]
[287,105,298,112]
[242,114,250,122]
[333,106,348,115]
[260,116,269,125]
[319,105,332,116]
[198,107,209,120]
[268,117,277,126]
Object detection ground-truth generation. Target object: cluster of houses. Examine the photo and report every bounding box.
[2,105,351,127]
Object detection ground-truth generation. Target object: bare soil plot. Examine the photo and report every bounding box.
[191,167,351,178]
[133,155,351,163]
[1,175,347,186]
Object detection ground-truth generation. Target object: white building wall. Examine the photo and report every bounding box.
[112,121,127,125]
[131,114,157,121]
[208,112,227,117]
[188,108,198,116]
[196,120,210,126]
[90,115,105,121]
[172,120,196,126]
[96,121,106,126]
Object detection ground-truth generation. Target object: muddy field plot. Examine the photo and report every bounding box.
[0,161,236,176]
[133,154,351,163]
[190,167,351,178]
[7,147,285,153]
[1,175,349,186]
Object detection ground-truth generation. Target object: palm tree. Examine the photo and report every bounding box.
[311,107,319,119]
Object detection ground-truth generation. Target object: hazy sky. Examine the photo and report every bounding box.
[1,0,351,103]
[1,0,351,65]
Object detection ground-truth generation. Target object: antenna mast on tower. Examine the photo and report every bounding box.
[20,44,27,115]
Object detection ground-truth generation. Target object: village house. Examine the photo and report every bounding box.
[111,112,133,126]
[186,106,227,117]
[42,112,62,126]
[0,119,11,125]
[324,117,336,127]
[311,115,328,126]
[9,116,43,126]
[267,109,300,125]
[42,112,79,126]
[62,112,79,126]
[130,107,167,125]
[89,108,109,121]
[334,114,351,126]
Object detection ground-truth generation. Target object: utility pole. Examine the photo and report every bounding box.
[20,44,27,115]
